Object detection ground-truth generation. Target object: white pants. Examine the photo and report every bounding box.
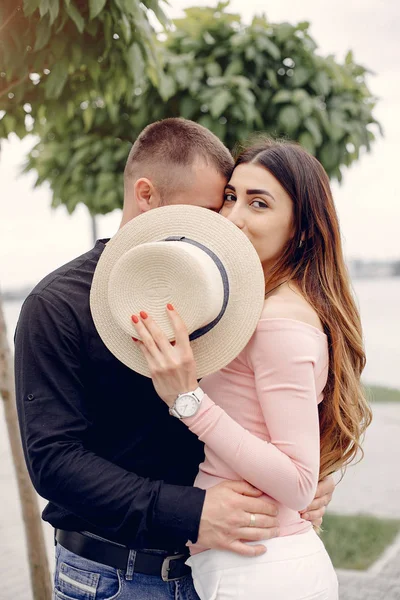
[186,529,338,600]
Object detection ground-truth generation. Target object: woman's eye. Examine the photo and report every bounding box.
[251,199,268,209]
[224,193,236,202]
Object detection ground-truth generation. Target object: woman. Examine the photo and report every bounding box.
[131,139,372,599]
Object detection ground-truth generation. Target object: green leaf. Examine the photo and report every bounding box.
[144,0,170,27]
[319,141,340,171]
[127,43,145,86]
[175,66,191,88]
[278,105,300,134]
[225,59,243,77]
[255,36,281,60]
[179,96,197,119]
[245,46,256,61]
[86,19,99,36]
[205,63,222,78]
[329,110,347,142]
[120,13,131,43]
[48,0,60,25]
[23,0,41,17]
[311,71,331,96]
[198,114,214,131]
[65,1,84,33]
[275,22,293,43]
[304,117,323,146]
[345,50,354,65]
[158,74,176,101]
[266,69,278,89]
[299,131,315,155]
[89,0,107,20]
[290,67,310,87]
[34,16,51,51]
[209,89,232,118]
[272,90,292,104]
[45,61,68,98]
[39,0,50,18]
[83,106,94,131]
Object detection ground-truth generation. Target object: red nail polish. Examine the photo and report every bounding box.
[132,337,138,342]
[131,315,139,324]
[140,311,148,319]
[170,341,176,346]
[167,303,174,311]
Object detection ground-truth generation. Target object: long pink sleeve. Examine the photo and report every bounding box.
[184,319,328,511]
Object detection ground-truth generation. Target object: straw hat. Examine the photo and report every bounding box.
[90,204,265,378]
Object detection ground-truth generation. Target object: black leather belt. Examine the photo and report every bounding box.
[55,529,191,582]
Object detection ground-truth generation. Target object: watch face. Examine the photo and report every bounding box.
[176,394,198,417]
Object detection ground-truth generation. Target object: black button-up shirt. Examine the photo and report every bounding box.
[14,241,206,551]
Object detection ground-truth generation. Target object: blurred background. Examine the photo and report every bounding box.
[1,1,399,599]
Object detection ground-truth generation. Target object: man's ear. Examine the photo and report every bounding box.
[134,177,162,213]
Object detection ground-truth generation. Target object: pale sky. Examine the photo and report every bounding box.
[1,0,399,289]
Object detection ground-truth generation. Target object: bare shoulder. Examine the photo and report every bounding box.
[261,283,324,333]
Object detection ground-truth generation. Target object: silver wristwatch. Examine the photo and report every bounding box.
[169,387,204,419]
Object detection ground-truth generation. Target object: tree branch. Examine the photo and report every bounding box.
[0,73,30,100]
[0,6,20,34]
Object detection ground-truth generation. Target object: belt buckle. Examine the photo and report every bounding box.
[161,553,186,582]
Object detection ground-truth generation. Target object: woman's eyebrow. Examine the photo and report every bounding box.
[247,188,276,202]
[225,183,276,202]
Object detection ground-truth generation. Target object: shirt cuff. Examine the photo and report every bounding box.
[181,393,215,429]
[152,483,206,548]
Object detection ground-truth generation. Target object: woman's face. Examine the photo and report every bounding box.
[220,163,294,272]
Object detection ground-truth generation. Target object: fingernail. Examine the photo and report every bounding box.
[167,303,174,311]
[132,337,138,342]
[170,341,176,346]
[131,315,139,324]
[140,311,148,320]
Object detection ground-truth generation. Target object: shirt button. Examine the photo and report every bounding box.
[27,394,34,401]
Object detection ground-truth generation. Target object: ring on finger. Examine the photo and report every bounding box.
[249,513,256,527]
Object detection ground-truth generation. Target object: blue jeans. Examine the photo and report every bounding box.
[53,542,200,600]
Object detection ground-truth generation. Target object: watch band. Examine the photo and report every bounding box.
[169,387,204,419]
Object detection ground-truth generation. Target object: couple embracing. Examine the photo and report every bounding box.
[15,118,371,599]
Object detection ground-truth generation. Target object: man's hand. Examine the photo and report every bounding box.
[196,480,280,557]
[299,475,335,528]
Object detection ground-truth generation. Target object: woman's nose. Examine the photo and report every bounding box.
[226,207,245,229]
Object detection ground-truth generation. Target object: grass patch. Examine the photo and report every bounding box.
[321,513,400,570]
[364,385,400,403]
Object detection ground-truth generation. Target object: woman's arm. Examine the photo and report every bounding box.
[184,321,322,510]
[132,309,326,512]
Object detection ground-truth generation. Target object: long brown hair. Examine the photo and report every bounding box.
[235,139,372,480]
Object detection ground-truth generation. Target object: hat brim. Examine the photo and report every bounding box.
[90,205,265,378]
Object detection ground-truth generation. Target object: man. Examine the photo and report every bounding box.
[15,118,333,599]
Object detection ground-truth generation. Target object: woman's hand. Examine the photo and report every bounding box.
[299,475,335,528]
[131,304,199,407]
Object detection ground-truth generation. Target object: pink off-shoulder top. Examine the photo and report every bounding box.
[183,317,329,554]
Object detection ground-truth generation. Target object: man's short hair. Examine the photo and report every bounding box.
[124,118,234,201]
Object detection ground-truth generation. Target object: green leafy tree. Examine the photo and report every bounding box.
[0,2,166,596]
[0,0,167,135]
[0,2,380,216]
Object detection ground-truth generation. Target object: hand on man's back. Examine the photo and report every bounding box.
[197,480,280,557]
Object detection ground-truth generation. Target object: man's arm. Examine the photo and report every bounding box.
[15,292,279,553]
[15,293,204,549]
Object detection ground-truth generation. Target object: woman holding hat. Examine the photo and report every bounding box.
[92,139,371,599]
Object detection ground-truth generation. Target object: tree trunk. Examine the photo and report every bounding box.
[90,212,98,246]
[0,293,52,600]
